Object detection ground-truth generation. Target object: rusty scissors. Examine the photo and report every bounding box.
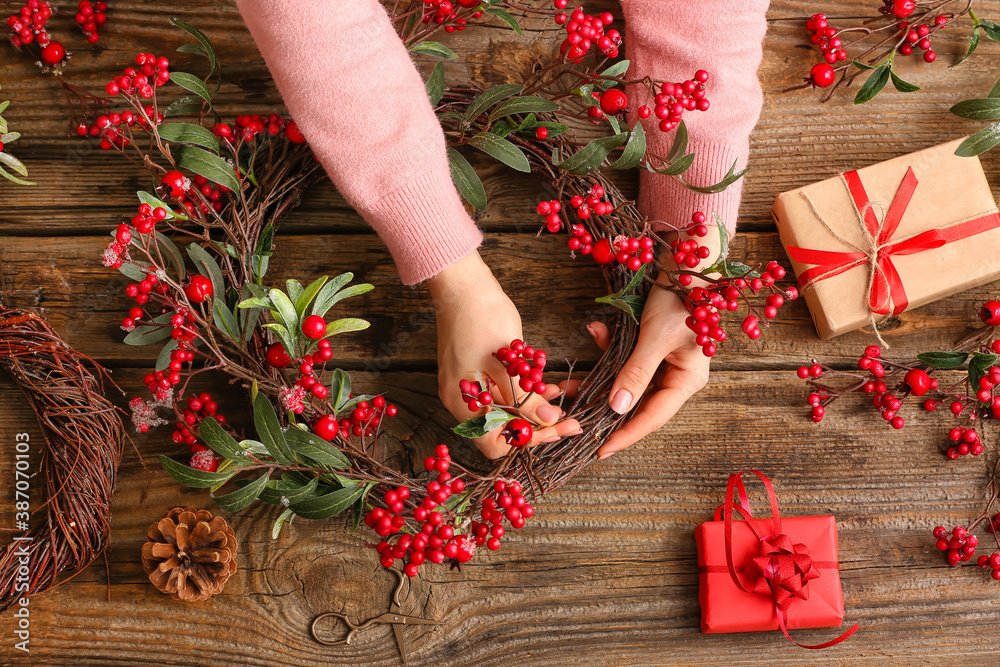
[310,568,441,666]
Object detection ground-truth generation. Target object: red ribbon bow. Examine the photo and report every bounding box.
[786,167,1000,316]
[723,470,858,650]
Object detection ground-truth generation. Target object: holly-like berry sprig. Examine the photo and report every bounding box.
[6,0,109,70]
[796,300,1000,580]
[786,2,992,103]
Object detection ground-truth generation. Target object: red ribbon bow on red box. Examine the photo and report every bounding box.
[786,167,1000,317]
[721,470,858,649]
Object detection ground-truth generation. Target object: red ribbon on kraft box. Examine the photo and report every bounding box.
[695,470,858,648]
[786,166,1000,319]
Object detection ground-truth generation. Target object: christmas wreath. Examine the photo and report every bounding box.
[59,6,798,577]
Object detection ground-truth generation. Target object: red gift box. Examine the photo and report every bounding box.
[695,471,858,648]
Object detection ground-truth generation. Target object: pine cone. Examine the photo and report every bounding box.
[141,507,238,602]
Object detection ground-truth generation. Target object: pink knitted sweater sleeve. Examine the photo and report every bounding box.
[235,0,483,285]
[620,0,769,237]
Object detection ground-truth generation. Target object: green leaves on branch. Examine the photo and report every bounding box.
[484,6,522,35]
[453,408,515,438]
[173,146,239,192]
[464,84,523,123]
[448,148,487,209]
[170,17,219,73]
[168,72,213,108]
[952,74,1000,157]
[677,159,749,194]
[157,122,219,153]
[610,122,646,170]
[917,351,969,370]
[956,13,1000,67]
[469,132,530,172]
[851,59,919,105]
[596,264,647,323]
[426,62,445,106]
[0,87,33,185]
[557,133,627,175]
[410,41,459,59]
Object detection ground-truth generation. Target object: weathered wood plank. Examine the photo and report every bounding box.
[1,368,996,666]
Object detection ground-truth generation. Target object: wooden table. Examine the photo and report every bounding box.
[3,1,1000,664]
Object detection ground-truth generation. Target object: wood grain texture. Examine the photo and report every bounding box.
[4,0,1000,665]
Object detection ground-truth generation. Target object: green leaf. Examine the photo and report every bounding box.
[610,122,646,170]
[155,232,186,279]
[0,151,28,176]
[138,191,186,220]
[256,223,275,256]
[678,159,749,194]
[703,213,732,273]
[982,18,1000,41]
[173,146,239,193]
[601,294,646,323]
[666,120,688,163]
[285,278,304,307]
[156,122,219,153]
[168,72,213,106]
[447,147,488,209]
[212,298,241,341]
[655,152,695,176]
[119,261,152,282]
[484,6,522,35]
[484,408,515,432]
[917,351,969,370]
[426,61,445,106]
[237,296,272,310]
[329,368,353,412]
[253,393,295,465]
[311,276,374,317]
[199,417,250,460]
[291,485,365,520]
[263,322,295,357]
[0,100,9,114]
[969,352,999,390]
[268,288,299,332]
[169,17,219,72]
[854,64,891,104]
[719,261,759,278]
[890,72,920,93]
[123,312,174,346]
[597,60,630,87]
[284,427,351,469]
[272,507,295,539]
[0,165,34,186]
[352,482,375,531]
[0,131,21,143]
[989,75,1000,99]
[159,454,233,488]
[599,263,647,301]
[557,133,628,175]
[515,120,567,139]
[468,132,531,172]
[325,318,370,337]
[951,98,1000,121]
[259,475,320,506]
[186,243,225,303]
[955,122,1000,157]
[852,60,876,70]
[956,25,982,67]
[155,339,179,372]
[163,95,204,118]
[463,84,523,123]
[294,276,328,319]
[454,415,489,438]
[212,473,269,512]
[409,41,459,59]
[488,96,559,123]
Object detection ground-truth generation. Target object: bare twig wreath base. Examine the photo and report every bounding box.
[0,303,125,612]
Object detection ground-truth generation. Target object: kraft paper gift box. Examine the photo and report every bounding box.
[772,138,1000,339]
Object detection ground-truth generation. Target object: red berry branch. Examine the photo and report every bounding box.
[786,1,992,103]
[6,0,108,70]
[796,300,1000,579]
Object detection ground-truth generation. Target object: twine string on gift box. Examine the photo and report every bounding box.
[788,167,1000,346]
[721,470,859,649]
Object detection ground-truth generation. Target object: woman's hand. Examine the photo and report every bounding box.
[427,251,582,459]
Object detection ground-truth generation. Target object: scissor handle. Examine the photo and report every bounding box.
[310,612,378,646]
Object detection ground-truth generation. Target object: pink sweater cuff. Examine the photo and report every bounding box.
[368,171,484,285]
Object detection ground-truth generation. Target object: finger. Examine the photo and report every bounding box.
[558,378,584,399]
[472,416,582,460]
[586,321,611,351]
[515,391,564,426]
[530,417,582,445]
[607,325,673,416]
[597,362,707,459]
[473,430,513,460]
[539,382,564,403]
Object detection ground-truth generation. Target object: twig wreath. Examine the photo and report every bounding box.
[0,304,125,612]
[54,6,798,578]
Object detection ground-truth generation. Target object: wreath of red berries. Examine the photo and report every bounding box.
[0,304,125,612]
[65,7,799,579]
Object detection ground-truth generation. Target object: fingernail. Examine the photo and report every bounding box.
[598,451,616,460]
[542,436,560,444]
[536,403,560,423]
[611,389,632,414]
[568,428,583,436]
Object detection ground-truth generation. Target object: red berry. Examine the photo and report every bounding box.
[599,89,628,114]
[904,368,932,396]
[502,418,533,447]
[265,342,292,368]
[285,121,306,144]
[923,50,936,63]
[313,416,338,441]
[810,63,836,87]
[161,170,190,198]
[892,0,916,18]
[301,314,327,340]
[190,449,217,472]
[591,238,616,265]
[40,41,65,65]
[981,301,1000,326]
[535,126,549,140]
[184,275,213,303]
